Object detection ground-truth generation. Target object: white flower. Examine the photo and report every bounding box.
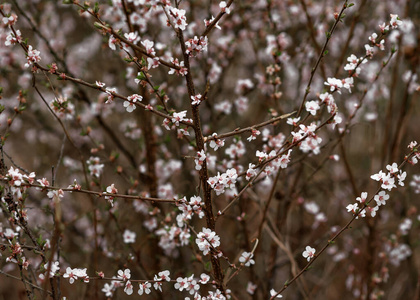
[374,191,389,206]
[270,289,283,298]
[195,228,220,255]
[117,269,131,281]
[305,100,320,115]
[239,252,255,267]
[123,230,136,244]
[302,246,316,261]
[138,282,152,295]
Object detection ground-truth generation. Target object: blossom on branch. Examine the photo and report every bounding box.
[302,246,316,261]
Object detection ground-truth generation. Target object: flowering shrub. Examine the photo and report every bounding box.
[0,0,419,299]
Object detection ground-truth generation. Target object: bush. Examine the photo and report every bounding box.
[0,0,419,299]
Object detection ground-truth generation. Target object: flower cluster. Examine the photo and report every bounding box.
[5,167,35,188]
[63,267,89,284]
[104,184,118,207]
[168,57,188,76]
[176,196,205,226]
[208,133,225,151]
[123,94,143,112]
[5,29,22,46]
[291,123,322,155]
[195,228,221,256]
[86,156,104,178]
[185,36,208,57]
[207,168,238,196]
[169,7,188,31]
[225,140,246,159]
[49,96,75,120]
[255,149,292,177]
[347,160,409,219]
[24,45,41,68]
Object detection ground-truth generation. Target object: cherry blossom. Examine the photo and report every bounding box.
[123,230,136,244]
[305,100,320,115]
[191,94,202,106]
[374,191,389,206]
[239,251,255,267]
[356,192,368,204]
[124,94,142,112]
[138,281,152,295]
[195,228,220,255]
[169,7,188,31]
[5,29,22,46]
[219,1,231,14]
[324,77,343,94]
[117,269,131,281]
[270,289,283,298]
[390,14,402,29]
[108,35,118,50]
[410,175,420,193]
[2,13,18,26]
[302,246,316,261]
[124,280,134,295]
[247,282,257,295]
[124,32,140,44]
[24,45,41,68]
[346,203,365,218]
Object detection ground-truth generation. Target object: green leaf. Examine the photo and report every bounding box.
[93,2,100,13]
[80,129,89,136]
[18,104,27,112]
[136,73,146,81]
[348,3,355,7]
